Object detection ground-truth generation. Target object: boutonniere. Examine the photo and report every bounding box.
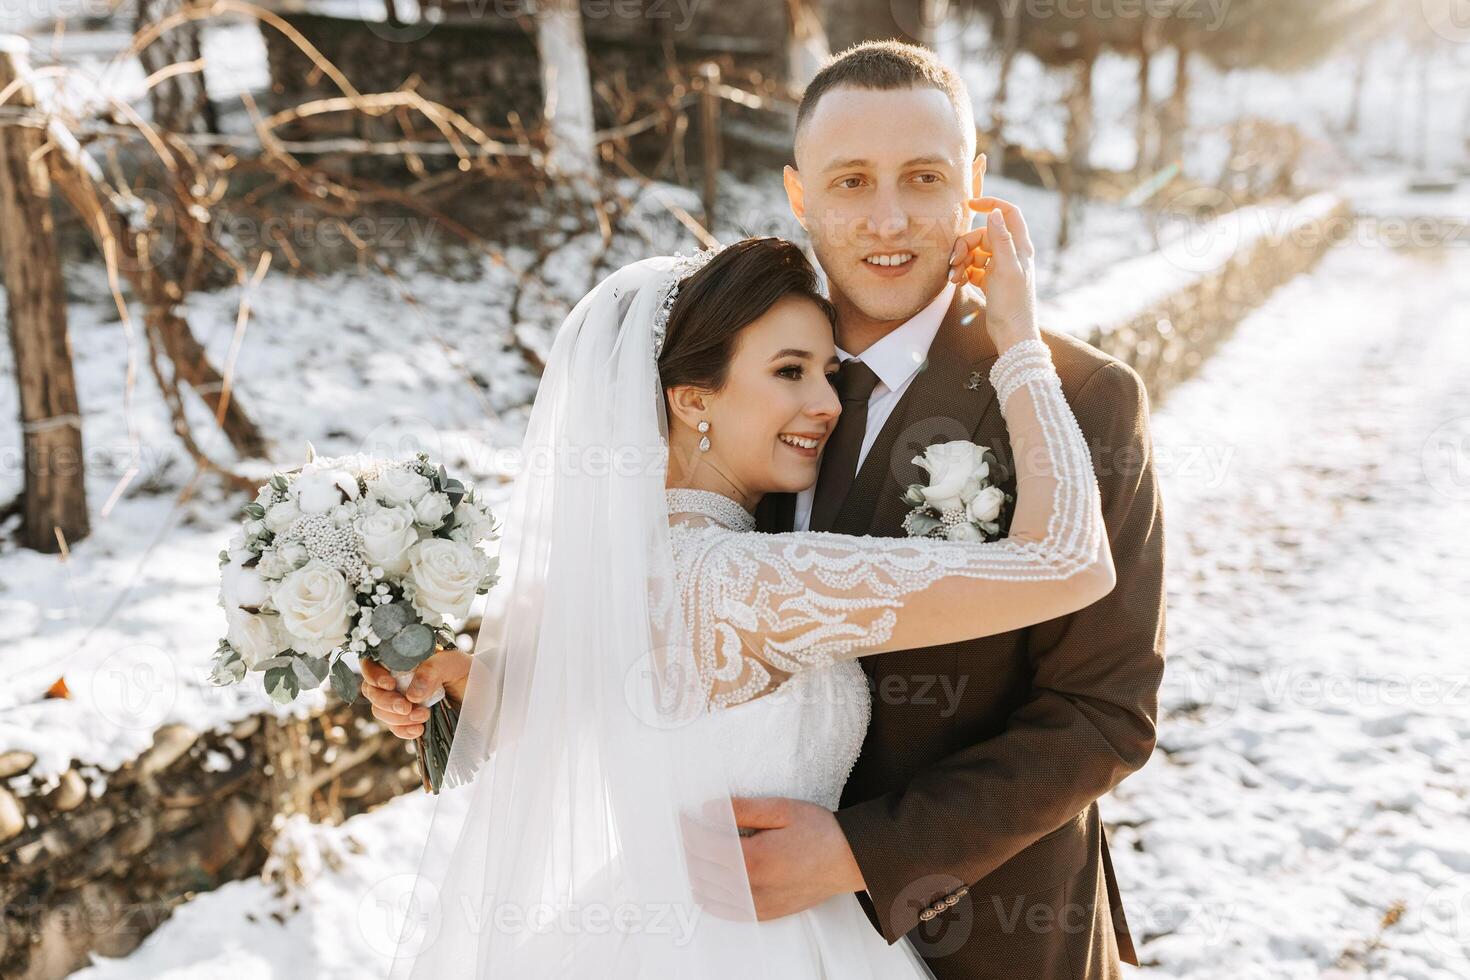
[901,440,1012,542]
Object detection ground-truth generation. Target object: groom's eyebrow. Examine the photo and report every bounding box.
[820,154,951,172]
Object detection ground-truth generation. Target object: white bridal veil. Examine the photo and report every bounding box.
[385,255,774,978]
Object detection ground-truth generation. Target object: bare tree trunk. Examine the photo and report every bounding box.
[135,0,218,134]
[1416,49,1432,170]
[1344,43,1370,136]
[1135,18,1160,175]
[989,4,1020,177]
[1058,53,1096,252]
[0,42,90,552]
[785,0,830,93]
[1156,43,1191,171]
[535,0,598,186]
[39,122,269,464]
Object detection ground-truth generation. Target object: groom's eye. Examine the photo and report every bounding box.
[835,176,865,190]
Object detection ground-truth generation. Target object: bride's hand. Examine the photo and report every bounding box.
[947,197,1041,352]
[360,647,471,739]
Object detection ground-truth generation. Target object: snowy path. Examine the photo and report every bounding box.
[64,236,1470,977]
[1108,238,1470,978]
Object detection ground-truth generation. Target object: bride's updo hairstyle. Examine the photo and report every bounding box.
[657,237,836,402]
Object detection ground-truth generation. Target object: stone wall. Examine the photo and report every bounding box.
[1043,194,1351,402]
[0,705,423,980]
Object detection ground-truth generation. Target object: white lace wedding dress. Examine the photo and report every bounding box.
[660,338,1105,979]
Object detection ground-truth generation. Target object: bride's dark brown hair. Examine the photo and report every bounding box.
[657,237,837,401]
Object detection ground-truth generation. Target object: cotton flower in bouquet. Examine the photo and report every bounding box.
[209,446,499,793]
[900,440,1013,543]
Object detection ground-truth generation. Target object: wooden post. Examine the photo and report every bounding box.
[0,37,89,552]
[699,61,721,232]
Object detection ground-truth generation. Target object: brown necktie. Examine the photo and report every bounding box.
[809,359,881,532]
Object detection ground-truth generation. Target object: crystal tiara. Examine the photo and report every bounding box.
[651,246,723,359]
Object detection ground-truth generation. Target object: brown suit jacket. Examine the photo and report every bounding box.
[755,286,1166,979]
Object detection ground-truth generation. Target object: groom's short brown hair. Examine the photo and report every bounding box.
[794,40,976,160]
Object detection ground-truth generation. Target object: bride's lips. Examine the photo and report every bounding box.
[777,432,824,459]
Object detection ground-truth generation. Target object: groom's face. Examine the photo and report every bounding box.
[786,86,976,328]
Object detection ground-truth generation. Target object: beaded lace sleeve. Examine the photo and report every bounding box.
[668,339,1113,709]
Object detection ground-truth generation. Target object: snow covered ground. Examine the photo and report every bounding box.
[1106,239,1470,977]
[40,223,1468,978]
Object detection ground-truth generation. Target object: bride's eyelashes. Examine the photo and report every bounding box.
[776,363,807,380]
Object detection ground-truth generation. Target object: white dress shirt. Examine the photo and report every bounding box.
[794,282,957,532]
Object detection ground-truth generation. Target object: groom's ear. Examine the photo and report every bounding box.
[783,165,807,231]
[970,151,987,200]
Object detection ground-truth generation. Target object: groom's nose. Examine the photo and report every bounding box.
[860,189,910,244]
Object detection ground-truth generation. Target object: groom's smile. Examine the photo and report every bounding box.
[861,249,919,278]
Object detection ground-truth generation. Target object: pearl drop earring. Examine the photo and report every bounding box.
[697,420,711,453]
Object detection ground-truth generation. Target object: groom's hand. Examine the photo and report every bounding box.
[732,796,866,920]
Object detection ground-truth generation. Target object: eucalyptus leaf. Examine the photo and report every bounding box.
[908,513,941,537]
[265,665,300,704]
[330,658,362,704]
[372,601,417,639]
[292,655,330,690]
[376,623,435,670]
[208,647,245,686]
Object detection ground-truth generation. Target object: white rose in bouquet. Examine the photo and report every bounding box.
[914,441,991,513]
[355,501,421,576]
[368,467,432,507]
[295,467,359,514]
[274,559,354,655]
[448,500,496,545]
[258,539,308,580]
[412,491,453,528]
[967,484,1006,524]
[944,521,984,542]
[225,607,288,668]
[409,538,484,620]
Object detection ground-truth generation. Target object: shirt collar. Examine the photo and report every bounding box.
[836,282,956,394]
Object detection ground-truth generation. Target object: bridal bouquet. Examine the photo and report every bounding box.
[210,447,499,793]
[901,440,1012,542]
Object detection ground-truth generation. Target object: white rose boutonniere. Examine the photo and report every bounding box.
[901,440,1013,542]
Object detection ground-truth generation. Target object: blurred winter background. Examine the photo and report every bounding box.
[0,0,1467,977]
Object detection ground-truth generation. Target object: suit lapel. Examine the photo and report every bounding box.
[833,286,1001,538]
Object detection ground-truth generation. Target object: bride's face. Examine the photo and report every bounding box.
[669,295,841,499]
